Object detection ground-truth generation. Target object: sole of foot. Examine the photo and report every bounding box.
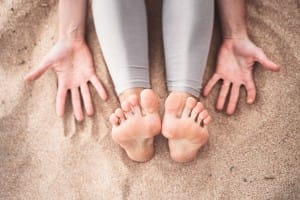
[162,92,211,163]
[109,89,161,162]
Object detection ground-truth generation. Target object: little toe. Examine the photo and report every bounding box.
[190,102,204,121]
[181,97,197,118]
[115,108,126,122]
[109,114,120,127]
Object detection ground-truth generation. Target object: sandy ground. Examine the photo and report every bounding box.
[0,0,299,199]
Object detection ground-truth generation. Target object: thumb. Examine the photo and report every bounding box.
[24,59,52,81]
[255,48,280,72]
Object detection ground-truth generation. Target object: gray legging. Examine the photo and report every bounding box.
[92,0,214,97]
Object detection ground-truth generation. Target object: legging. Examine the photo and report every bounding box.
[92,0,214,98]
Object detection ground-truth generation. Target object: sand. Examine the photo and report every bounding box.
[0,0,299,199]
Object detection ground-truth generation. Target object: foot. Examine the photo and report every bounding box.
[109,89,161,162]
[162,92,212,163]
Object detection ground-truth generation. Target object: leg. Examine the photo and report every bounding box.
[92,0,161,162]
[162,0,214,162]
[92,0,150,94]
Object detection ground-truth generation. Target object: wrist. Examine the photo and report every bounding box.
[221,37,256,53]
[56,36,86,50]
[222,31,249,40]
[58,26,85,42]
[222,35,251,49]
[57,35,85,46]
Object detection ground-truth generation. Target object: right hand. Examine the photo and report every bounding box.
[25,39,107,121]
[203,38,279,114]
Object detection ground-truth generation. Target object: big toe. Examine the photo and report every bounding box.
[164,93,186,117]
[140,89,159,114]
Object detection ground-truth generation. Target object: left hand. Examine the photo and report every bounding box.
[203,38,280,115]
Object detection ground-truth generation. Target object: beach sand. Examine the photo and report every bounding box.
[0,0,299,199]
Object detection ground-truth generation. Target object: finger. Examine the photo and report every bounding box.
[90,75,108,101]
[203,74,220,96]
[255,48,280,72]
[226,84,241,115]
[80,83,94,116]
[71,88,84,121]
[216,81,231,110]
[24,59,52,81]
[245,80,256,104]
[56,86,67,117]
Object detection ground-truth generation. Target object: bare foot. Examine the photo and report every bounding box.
[162,92,212,163]
[109,89,161,162]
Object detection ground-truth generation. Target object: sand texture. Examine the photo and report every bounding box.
[0,0,299,199]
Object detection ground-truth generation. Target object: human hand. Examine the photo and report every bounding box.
[25,39,107,121]
[203,38,279,114]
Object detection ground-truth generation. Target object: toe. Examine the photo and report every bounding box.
[109,114,119,127]
[140,89,159,114]
[121,101,131,112]
[190,102,204,121]
[121,101,134,118]
[129,95,142,116]
[181,97,197,118]
[164,93,185,117]
[115,108,126,122]
[128,94,139,107]
[198,110,209,126]
[203,115,212,125]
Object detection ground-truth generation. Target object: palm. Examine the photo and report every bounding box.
[51,42,95,86]
[25,40,107,121]
[204,38,279,115]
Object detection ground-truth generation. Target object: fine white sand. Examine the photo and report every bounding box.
[0,0,299,199]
